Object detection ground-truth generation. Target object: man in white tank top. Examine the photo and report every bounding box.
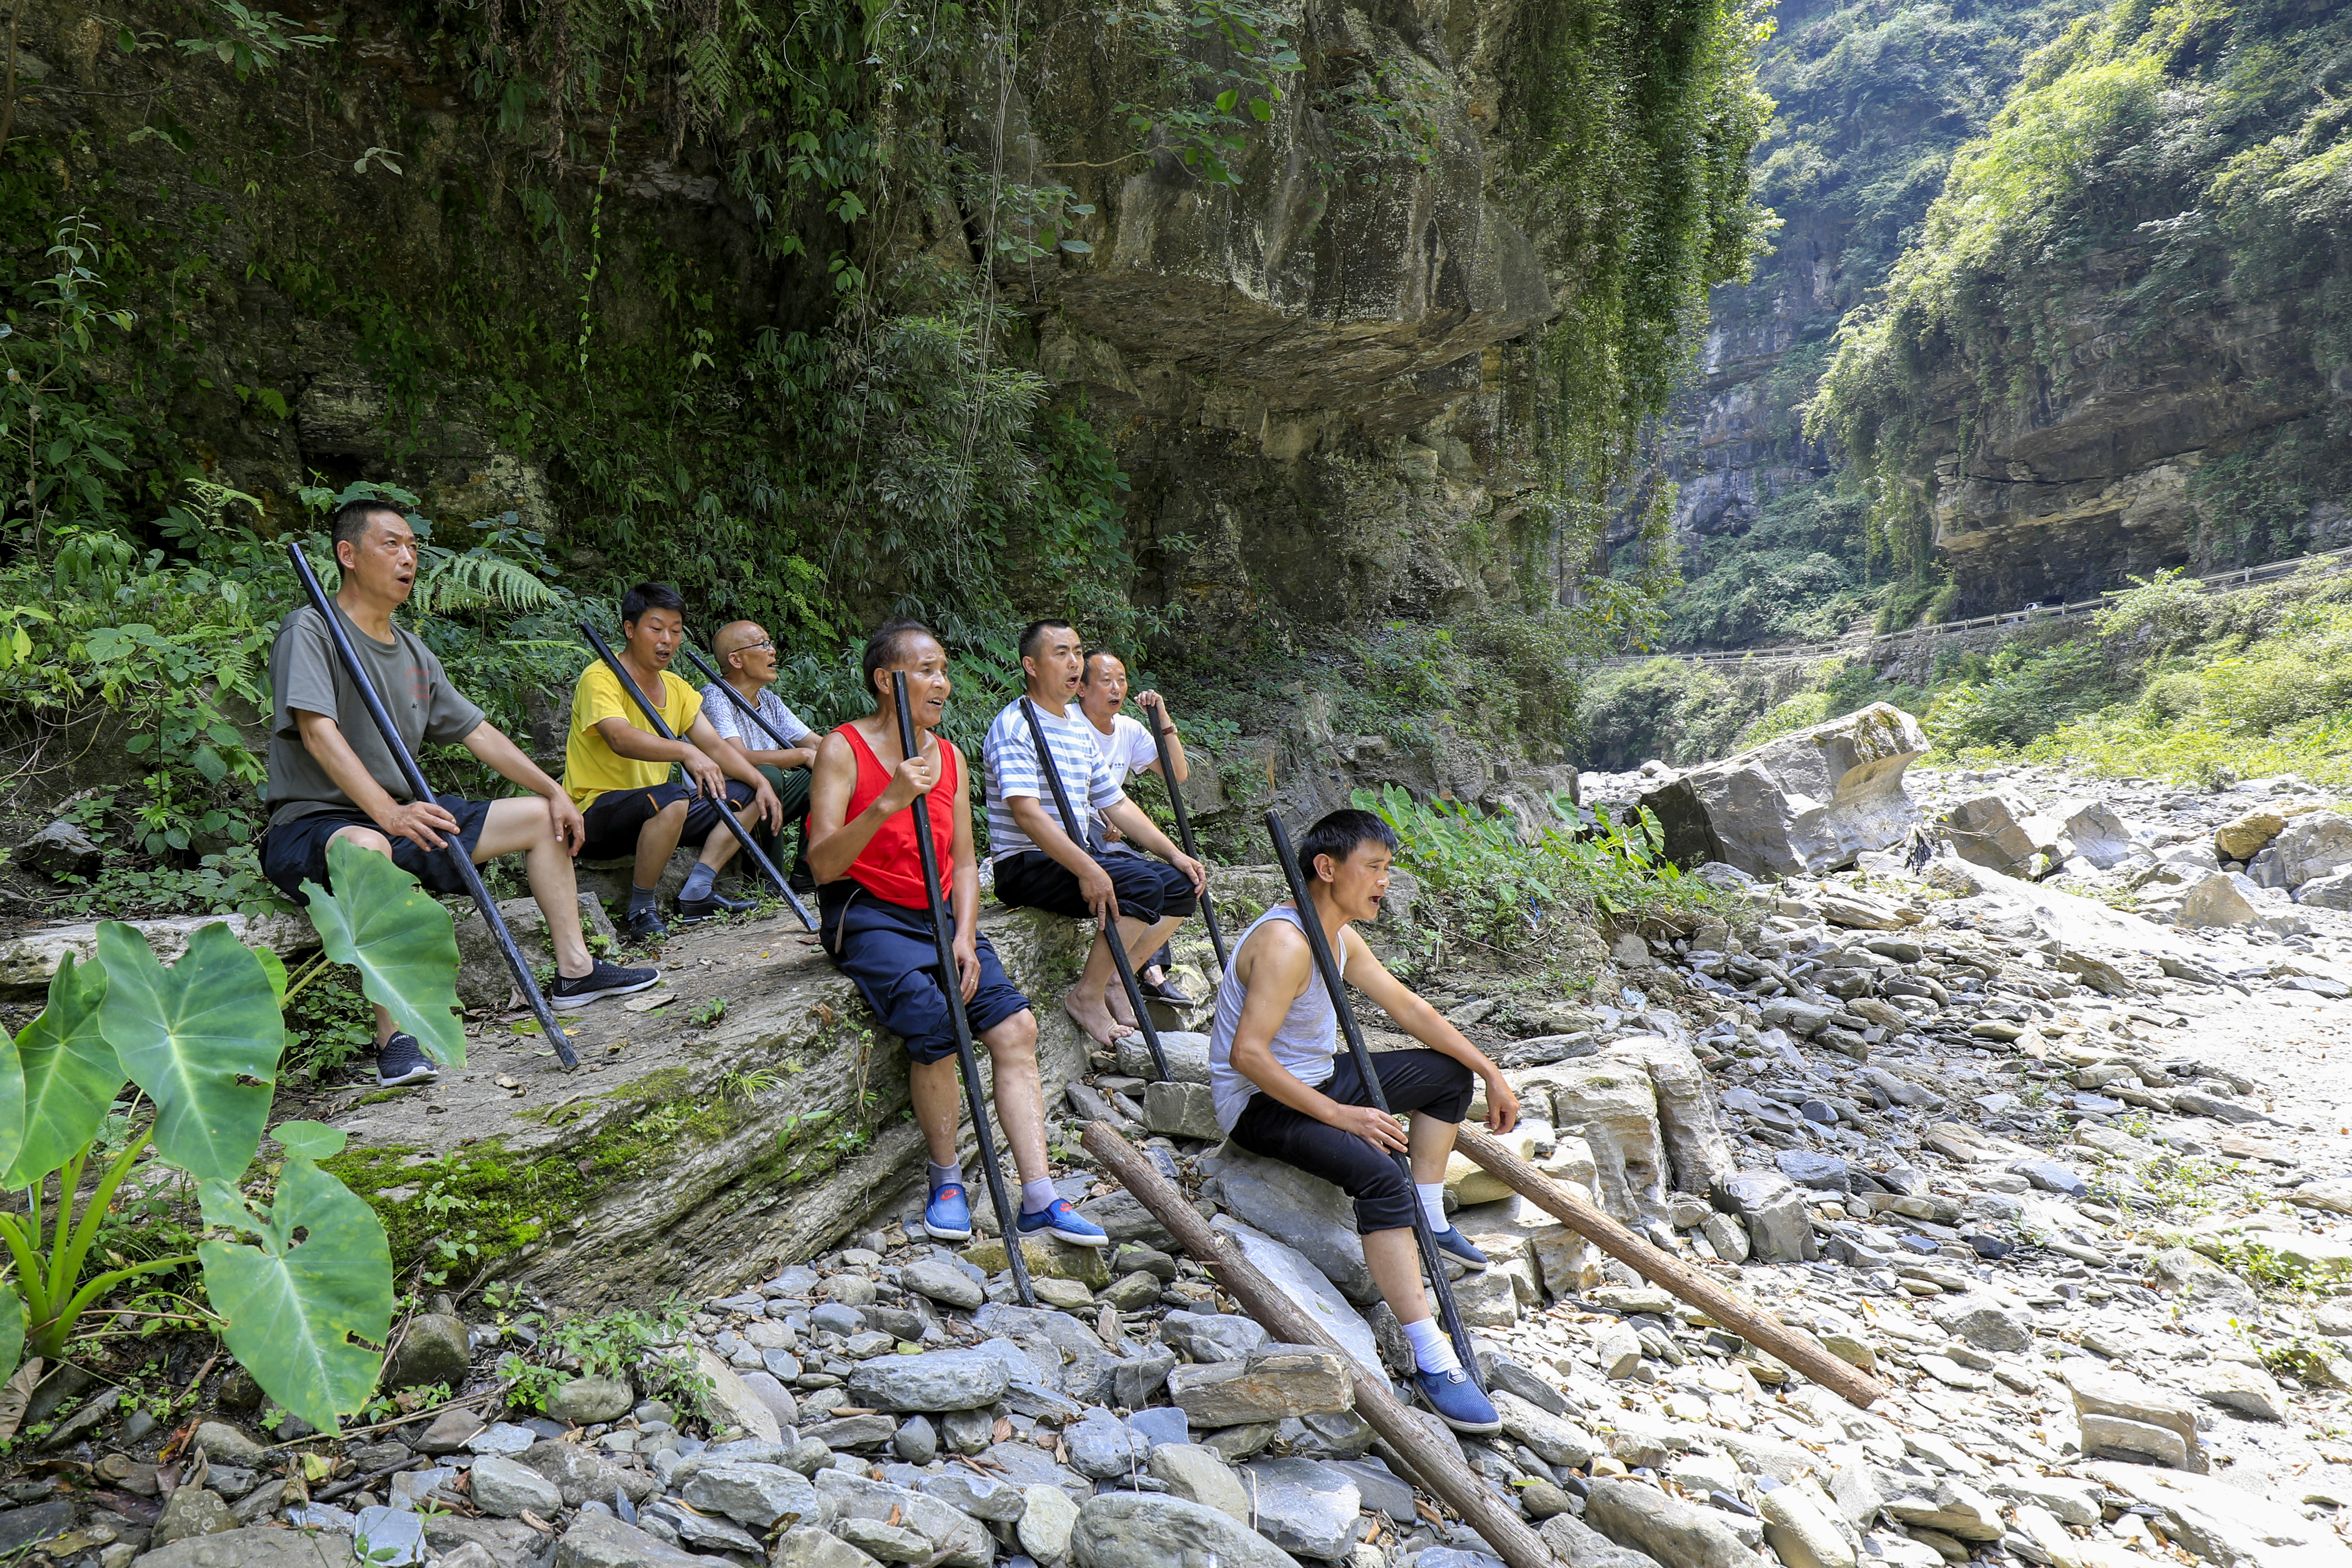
[1207,808,1518,1435]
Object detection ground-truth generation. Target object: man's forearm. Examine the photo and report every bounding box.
[1106,800,1183,862]
[462,724,563,797]
[296,714,407,823]
[1008,798,1095,875]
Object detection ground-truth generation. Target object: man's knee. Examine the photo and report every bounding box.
[331,826,395,857]
[984,1009,1039,1063]
[651,797,689,825]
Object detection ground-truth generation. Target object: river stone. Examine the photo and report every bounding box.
[136,1529,356,1568]
[2179,872,2266,928]
[1148,1444,1253,1524]
[1712,1172,1815,1263]
[1143,1080,1223,1140]
[383,1313,473,1391]
[1493,1391,1596,1467]
[1019,1484,1081,1563]
[816,1468,993,1568]
[1238,1458,1362,1561]
[1540,1510,1668,1568]
[351,1507,426,1567]
[152,1486,238,1548]
[962,1237,1113,1288]
[191,1421,268,1467]
[2271,811,2352,886]
[1933,1302,2031,1354]
[520,1440,661,1506]
[1204,1146,1374,1302]
[554,1512,707,1568]
[1067,1408,1150,1478]
[1162,1310,1270,1363]
[697,1348,784,1442]
[837,1517,933,1562]
[2150,1248,2256,1311]
[683,1461,825,1528]
[1168,1345,1353,1426]
[847,1347,1014,1411]
[2065,1364,2205,1471]
[471,1454,566,1517]
[1944,795,2040,876]
[2186,1360,2287,1422]
[546,1374,636,1425]
[775,1528,885,1568]
[1639,703,1926,878]
[1584,1477,1767,1568]
[921,1470,1029,1523]
[1119,1031,1213,1084]
[900,1257,986,1310]
[1209,1217,1384,1380]
[1071,1492,1300,1568]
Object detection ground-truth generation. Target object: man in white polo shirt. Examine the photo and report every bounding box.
[983,620,1204,1048]
[1077,648,1195,1004]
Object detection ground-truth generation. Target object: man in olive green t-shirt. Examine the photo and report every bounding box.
[263,499,659,1085]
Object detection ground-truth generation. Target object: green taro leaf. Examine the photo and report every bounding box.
[272,1121,346,1160]
[303,838,467,1069]
[98,922,280,1183]
[5,953,123,1190]
[0,1021,19,1186]
[198,1158,392,1435]
[0,1288,20,1385]
[253,945,289,1004]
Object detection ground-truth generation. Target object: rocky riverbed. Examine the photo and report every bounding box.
[6,754,2352,1568]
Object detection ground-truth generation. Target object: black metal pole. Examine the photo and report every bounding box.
[1264,810,1482,1385]
[1144,706,1226,972]
[1016,697,1171,1082]
[891,674,1034,1307]
[576,621,817,933]
[286,544,578,1069]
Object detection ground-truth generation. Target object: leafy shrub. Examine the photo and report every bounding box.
[1921,640,2118,752]
[1665,480,1878,648]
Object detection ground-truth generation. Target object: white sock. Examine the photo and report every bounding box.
[1402,1317,1460,1374]
[1418,1183,1451,1233]
[928,1161,962,1191]
[1022,1179,1059,1215]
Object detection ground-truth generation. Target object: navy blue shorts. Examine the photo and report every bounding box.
[580,778,756,861]
[261,794,494,905]
[819,883,1031,1065]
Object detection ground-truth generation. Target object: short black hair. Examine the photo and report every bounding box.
[863,618,938,695]
[621,583,688,626]
[1018,619,1074,664]
[1082,649,1124,680]
[330,498,405,554]
[1299,808,1399,880]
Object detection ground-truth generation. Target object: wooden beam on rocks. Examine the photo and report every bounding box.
[1451,1126,1890,1411]
[1080,1120,1560,1568]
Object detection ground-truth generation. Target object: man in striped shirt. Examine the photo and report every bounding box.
[984,620,1205,1048]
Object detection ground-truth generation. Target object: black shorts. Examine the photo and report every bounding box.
[580,778,756,861]
[992,849,1198,922]
[1228,1048,1474,1232]
[261,794,494,905]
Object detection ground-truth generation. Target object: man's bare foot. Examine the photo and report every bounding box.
[1064,987,1133,1047]
[1107,982,1138,1029]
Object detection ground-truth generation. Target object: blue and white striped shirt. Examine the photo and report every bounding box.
[983,699,1126,863]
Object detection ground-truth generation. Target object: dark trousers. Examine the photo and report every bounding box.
[993,849,1198,921]
[753,764,814,871]
[1228,1048,1473,1232]
[579,778,757,863]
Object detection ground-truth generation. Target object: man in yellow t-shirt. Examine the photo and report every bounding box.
[567,582,783,941]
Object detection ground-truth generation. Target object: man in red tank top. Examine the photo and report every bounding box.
[805,620,1107,1249]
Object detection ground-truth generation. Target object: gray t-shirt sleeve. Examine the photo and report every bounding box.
[274,609,341,733]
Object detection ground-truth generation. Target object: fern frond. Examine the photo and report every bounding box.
[415,550,560,614]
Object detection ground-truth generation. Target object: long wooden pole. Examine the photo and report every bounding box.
[1451,1126,1888,1410]
[1080,1121,1559,1568]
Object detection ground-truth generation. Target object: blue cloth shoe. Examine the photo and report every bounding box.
[1432,1226,1489,1268]
[1415,1366,1501,1433]
[923,1183,973,1243]
[1016,1198,1109,1247]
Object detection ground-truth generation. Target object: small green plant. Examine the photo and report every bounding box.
[496,1299,707,1419]
[716,1069,781,1101]
[174,0,332,76]
[691,997,729,1028]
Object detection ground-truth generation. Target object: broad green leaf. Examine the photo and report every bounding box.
[0,1289,20,1386]
[198,1159,392,1435]
[5,953,122,1190]
[273,1121,346,1160]
[97,922,279,1183]
[0,1022,19,1186]
[302,839,467,1069]
[253,945,289,1004]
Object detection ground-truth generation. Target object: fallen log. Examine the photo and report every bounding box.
[1079,1120,1559,1568]
[1452,1125,1888,1410]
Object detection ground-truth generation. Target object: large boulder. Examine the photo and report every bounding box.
[2178,871,2267,929]
[2021,798,2145,870]
[1200,1147,1373,1302]
[1519,1057,1670,1225]
[1639,704,1927,878]
[2272,812,2352,888]
[1943,795,2039,876]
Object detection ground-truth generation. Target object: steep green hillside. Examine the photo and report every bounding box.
[1817,0,2352,614]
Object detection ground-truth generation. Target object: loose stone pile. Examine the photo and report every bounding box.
[11,763,2352,1568]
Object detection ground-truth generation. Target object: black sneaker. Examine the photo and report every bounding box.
[550,959,662,1004]
[376,1032,439,1087]
[617,906,670,944]
[1139,973,1195,1006]
[676,887,755,922]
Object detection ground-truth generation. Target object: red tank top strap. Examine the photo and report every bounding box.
[834,721,957,907]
